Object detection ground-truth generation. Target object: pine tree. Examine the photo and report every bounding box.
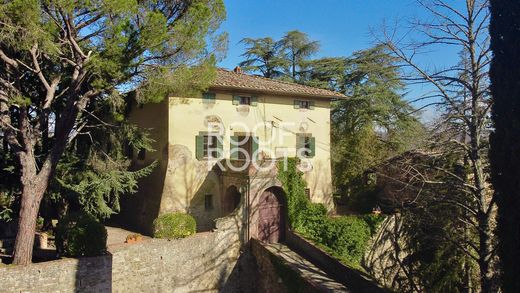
[331,46,424,193]
[280,30,320,82]
[239,37,286,78]
[0,0,226,265]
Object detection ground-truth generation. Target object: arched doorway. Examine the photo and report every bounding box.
[224,185,242,214]
[257,187,286,243]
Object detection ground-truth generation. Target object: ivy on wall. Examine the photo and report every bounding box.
[277,158,384,267]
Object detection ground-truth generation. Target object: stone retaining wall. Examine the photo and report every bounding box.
[0,213,243,293]
[286,230,387,293]
[250,239,318,293]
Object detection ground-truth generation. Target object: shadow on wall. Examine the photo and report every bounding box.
[0,206,247,292]
[160,144,222,232]
[114,156,166,235]
[223,185,242,215]
[74,253,113,292]
[158,202,248,292]
[304,159,333,209]
[221,244,261,293]
[162,215,243,291]
[362,214,414,292]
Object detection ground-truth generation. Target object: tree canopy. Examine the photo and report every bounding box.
[238,30,319,82]
[239,37,286,78]
[330,45,424,194]
[0,0,226,264]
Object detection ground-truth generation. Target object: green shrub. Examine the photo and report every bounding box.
[153,212,196,239]
[277,158,382,267]
[361,213,385,235]
[322,216,371,264]
[55,212,107,257]
[295,203,328,242]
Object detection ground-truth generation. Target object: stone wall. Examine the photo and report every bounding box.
[250,239,318,293]
[286,230,387,293]
[0,213,243,293]
[362,215,414,292]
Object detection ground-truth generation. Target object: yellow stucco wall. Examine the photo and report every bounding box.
[123,91,334,233]
[118,100,169,234]
[163,92,333,213]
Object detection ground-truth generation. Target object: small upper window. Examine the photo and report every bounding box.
[299,100,311,109]
[239,96,251,105]
[233,95,258,106]
[203,92,216,104]
[294,100,314,110]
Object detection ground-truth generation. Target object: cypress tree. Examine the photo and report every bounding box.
[489,1,520,292]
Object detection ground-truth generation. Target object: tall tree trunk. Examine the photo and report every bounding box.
[477,211,494,293]
[12,185,46,265]
[12,150,52,265]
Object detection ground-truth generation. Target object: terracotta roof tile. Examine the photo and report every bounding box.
[210,68,347,99]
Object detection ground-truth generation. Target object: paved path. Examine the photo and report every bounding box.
[262,242,350,292]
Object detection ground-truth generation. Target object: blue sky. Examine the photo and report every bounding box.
[218,0,456,68]
[217,0,466,121]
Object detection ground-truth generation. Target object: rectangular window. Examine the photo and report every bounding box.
[296,134,315,158]
[303,136,312,157]
[294,100,314,110]
[196,134,222,160]
[237,136,251,160]
[205,194,213,211]
[203,92,216,104]
[233,95,258,106]
[240,96,251,105]
[230,135,259,161]
[305,188,311,199]
[203,135,219,158]
[300,100,311,109]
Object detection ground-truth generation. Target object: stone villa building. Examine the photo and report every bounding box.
[120,67,346,242]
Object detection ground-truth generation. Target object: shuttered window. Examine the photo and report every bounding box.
[202,92,216,104]
[232,95,258,106]
[195,134,223,160]
[294,100,315,110]
[296,134,315,158]
[230,135,239,160]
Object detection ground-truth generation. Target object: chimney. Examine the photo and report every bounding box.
[233,66,242,73]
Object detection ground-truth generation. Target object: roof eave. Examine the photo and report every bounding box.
[208,85,348,100]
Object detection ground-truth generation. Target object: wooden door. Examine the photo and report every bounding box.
[258,190,284,243]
